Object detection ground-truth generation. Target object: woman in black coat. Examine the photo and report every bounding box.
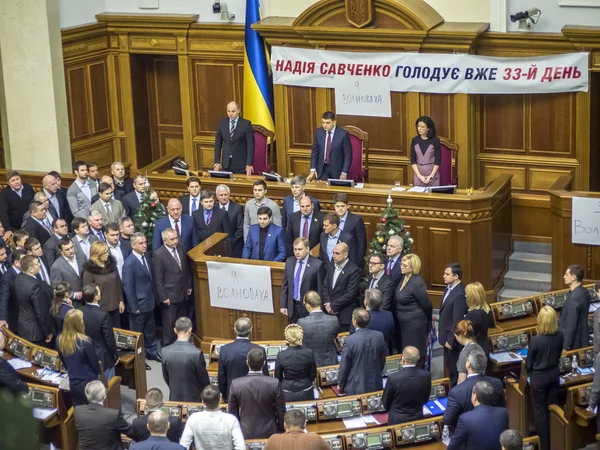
[465,282,494,355]
[274,324,317,402]
[394,253,432,368]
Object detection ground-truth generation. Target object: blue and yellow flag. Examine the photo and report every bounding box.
[243,0,275,133]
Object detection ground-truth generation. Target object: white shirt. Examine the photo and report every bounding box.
[369,269,385,289]
[108,243,125,278]
[64,256,79,276]
[77,236,91,259]
[442,281,461,305]
[169,215,182,235]
[339,211,348,232]
[332,259,349,288]
[220,201,230,212]
[180,410,245,450]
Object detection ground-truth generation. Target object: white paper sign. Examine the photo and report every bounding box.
[572,197,600,245]
[335,76,391,117]
[207,261,274,313]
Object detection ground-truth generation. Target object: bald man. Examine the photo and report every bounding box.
[153,199,198,252]
[42,174,72,225]
[213,101,255,175]
[322,242,361,332]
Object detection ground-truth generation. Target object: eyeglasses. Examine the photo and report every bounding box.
[368,261,383,265]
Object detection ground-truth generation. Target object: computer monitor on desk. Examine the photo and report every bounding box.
[428,185,457,194]
[328,179,355,188]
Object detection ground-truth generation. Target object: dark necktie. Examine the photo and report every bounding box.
[293,261,303,300]
[370,277,377,289]
[172,248,181,269]
[174,220,180,238]
[206,210,212,225]
[324,131,332,164]
[387,260,393,275]
[302,216,309,238]
[230,120,236,139]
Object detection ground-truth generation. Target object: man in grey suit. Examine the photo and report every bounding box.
[50,238,84,304]
[161,317,210,403]
[67,161,97,219]
[43,217,69,268]
[338,308,387,396]
[228,347,285,439]
[297,291,339,367]
[71,217,99,266]
[91,182,127,225]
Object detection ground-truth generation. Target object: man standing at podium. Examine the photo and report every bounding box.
[213,101,255,176]
[307,111,352,182]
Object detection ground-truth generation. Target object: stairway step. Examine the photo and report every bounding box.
[513,241,552,255]
[509,252,552,274]
[498,288,544,302]
[503,270,551,292]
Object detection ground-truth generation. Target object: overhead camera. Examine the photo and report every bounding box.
[220,3,235,21]
[510,8,541,31]
[212,0,221,14]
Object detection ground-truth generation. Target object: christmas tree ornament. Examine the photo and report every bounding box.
[377,236,385,244]
[389,229,395,235]
[381,218,387,223]
[386,194,393,205]
[142,222,148,228]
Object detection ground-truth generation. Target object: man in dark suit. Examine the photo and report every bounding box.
[217,317,269,401]
[22,201,52,247]
[440,262,468,386]
[24,237,51,285]
[14,255,54,346]
[281,175,321,231]
[42,218,69,268]
[0,171,35,231]
[0,249,26,330]
[42,174,73,226]
[332,193,367,269]
[119,217,134,255]
[71,217,98,266]
[385,235,404,285]
[74,380,133,450]
[80,284,118,380]
[242,206,286,262]
[0,331,29,394]
[179,176,202,216]
[213,101,255,175]
[130,411,183,450]
[382,346,431,424]
[285,195,323,257]
[228,347,286,439]
[443,349,506,431]
[280,237,323,323]
[298,291,339,367]
[111,161,134,201]
[319,213,358,268]
[161,317,210,402]
[87,210,106,242]
[50,238,84,303]
[216,184,244,258]
[153,199,197,253]
[153,228,193,346]
[338,309,387,395]
[121,175,147,218]
[560,263,591,350]
[132,388,182,444]
[447,381,509,450]
[105,222,131,280]
[322,243,361,332]
[352,289,395,355]
[192,190,230,246]
[307,111,352,181]
[366,253,395,311]
[122,233,160,361]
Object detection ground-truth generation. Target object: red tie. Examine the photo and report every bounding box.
[324,131,332,164]
[174,220,180,238]
[302,216,309,238]
[387,260,393,275]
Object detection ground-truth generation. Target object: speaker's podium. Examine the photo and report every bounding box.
[188,233,288,352]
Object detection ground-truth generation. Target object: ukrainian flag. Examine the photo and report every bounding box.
[243,0,275,132]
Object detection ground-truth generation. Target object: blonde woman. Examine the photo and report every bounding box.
[274,324,316,401]
[394,253,432,368]
[465,282,494,355]
[57,309,101,406]
[525,306,563,450]
[82,241,125,328]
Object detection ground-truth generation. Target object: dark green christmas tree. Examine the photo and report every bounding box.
[368,195,413,257]
[134,188,165,252]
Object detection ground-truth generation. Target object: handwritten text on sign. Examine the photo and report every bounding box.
[572,197,600,245]
[206,261,274,313]
[335,76,391,118]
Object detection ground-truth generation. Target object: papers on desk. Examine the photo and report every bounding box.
[382,378,388,388]
[7,358,32,370]
[342,414,386,429]
[36,368,65,385]
[343,416,367,429]
[355,183,364,189]
[489,351,523,364]
[313,387,321,399]
[578,367,595,376]
[423,398,448,417]
[391,187,406,192]
[362,414,379,424]
[407,186,428,193]
[267,361,276,372]
[590,302,600,313]
[33,408,57,420]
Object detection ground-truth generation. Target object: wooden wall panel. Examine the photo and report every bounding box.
[66,66,91,140]
[483,95,524,152]
[529,94,574,156]
[421,94,452,140]
[289,86,316,148]
[89,62,111,133]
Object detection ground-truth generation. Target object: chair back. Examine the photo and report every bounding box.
[344,126,369,182]
[252,125,275,174]
[439,137,459,186]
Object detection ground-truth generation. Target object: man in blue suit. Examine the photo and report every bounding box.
[122,233,160,362]
[130,410,184,450]
[153,199,197,252]
[338,309,387,396]
[242,206,286,262]
[0,249,26,330]
[351,289,395,355]
[217,317,269,401]
[443,349,505,432]
[307,111,352,181]
[281,175,320,231]
[319,213,358,269]
[447,381,509,450]
[385,235,404,285]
